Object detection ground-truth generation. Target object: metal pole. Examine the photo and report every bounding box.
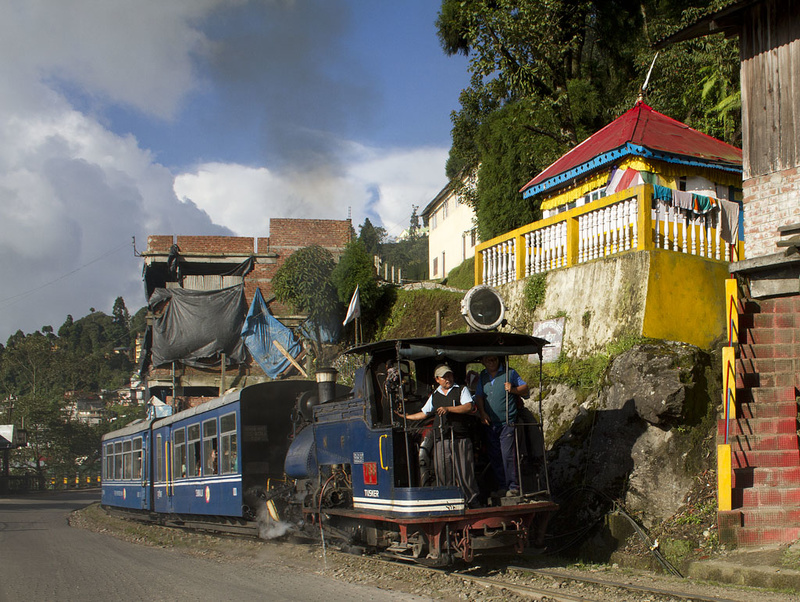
[538,352,551,495]
[220,352,226,395]
[397,343,414,488]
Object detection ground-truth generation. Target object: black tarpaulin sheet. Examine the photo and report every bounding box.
[149,285,247,367]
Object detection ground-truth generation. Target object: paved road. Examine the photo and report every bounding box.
[0,490,425,602]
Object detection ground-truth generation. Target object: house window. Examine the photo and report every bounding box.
[443,200,449,219]
[433,257,438,276]
[431,213,438,229]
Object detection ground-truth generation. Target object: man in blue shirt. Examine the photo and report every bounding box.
[474,355,529,497]
[402,364,480,508]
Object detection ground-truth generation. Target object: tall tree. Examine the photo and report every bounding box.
[272,245,341,365]
[331,240,381,338]
[358,218,387,256]
[437,0,740,240]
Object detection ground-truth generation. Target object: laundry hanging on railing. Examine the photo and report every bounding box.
[718,199,740,244]
[652,183,721,215]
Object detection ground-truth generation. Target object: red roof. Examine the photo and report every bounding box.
[521,101,742,194]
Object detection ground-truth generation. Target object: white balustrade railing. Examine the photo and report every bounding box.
[476,187,736,285]
[577,197,638,264]
[525,221,567,275]
[482,237,516,286]
[652,199,730,261]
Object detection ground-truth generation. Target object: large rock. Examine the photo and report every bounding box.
[545,341,714,528]
[601,342,708,426]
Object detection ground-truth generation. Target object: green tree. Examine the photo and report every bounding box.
[437,0,741,240]
[272,245,341,364]
[331,241,382,339]
[358,218,387,256]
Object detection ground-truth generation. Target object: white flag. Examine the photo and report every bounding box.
[343,285,361,326]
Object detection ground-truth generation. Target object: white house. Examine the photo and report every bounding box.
[421,180,478,279]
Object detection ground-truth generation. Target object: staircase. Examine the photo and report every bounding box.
[718,295,800,547]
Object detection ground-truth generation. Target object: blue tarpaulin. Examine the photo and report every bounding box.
[241,289,304,378]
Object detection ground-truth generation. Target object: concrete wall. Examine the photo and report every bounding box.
[498,250,728,355]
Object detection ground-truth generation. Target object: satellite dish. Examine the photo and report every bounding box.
[461,285,506,331]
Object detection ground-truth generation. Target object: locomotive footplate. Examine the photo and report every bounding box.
[311,500,557,563]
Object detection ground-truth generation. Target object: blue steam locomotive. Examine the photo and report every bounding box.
[102,330,556,564]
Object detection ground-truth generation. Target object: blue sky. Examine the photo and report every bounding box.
[0,1,470,342]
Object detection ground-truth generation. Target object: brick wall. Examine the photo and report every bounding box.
[176,236,254,254]
[147,235,174,253]
[269,218,352,254]
[743,168,800,258]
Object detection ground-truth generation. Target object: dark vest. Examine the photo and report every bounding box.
[431,386,472,438]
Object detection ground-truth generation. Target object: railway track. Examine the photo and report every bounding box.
[92,506,791,602]
[363,555,759,602]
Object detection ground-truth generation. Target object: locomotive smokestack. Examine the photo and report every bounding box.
[316,368,338,403]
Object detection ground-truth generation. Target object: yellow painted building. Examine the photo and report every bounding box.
[477,101,743,351]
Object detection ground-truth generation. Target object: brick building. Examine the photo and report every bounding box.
[141,219,352,409]
[658,0,800,548]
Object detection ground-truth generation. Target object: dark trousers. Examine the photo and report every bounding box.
[486,422,518,491]
[434,434,479,506]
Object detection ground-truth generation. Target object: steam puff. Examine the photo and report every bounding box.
[256,503,294,540]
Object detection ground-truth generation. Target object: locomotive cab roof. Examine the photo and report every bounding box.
[345,331,549,363]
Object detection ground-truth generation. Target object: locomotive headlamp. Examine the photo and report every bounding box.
[461,285,506,331]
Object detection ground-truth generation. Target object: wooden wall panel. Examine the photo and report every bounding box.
[741,0,800,178]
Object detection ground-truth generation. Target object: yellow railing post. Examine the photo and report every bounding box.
[718,277,738,513]
[717,444,732,511]
[566,215,579,267]
[636,184,654,251]
[516,234,526,281]
[726,278,738,346]
[474,249,483,285]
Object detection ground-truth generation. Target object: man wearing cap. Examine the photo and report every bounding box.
[475,355,529,497]
[403,364,479,508]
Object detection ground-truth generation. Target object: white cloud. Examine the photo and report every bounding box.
[174,144,448,239]
[0,98,230,342]
[0,0,228,119]
[0,1,453,343]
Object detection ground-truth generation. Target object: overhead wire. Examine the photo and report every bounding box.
[0,240,133,309]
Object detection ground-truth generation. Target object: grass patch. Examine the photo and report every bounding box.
[444,257,474,290]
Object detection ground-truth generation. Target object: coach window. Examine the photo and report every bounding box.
[173,428,186,478]
[114,442,123,480]
[123,440,132,480]
[202,419,218,475]
[132,437,143,480]
[220,413,237,474]
[187,424,201,477]
[105,443,113,480]
[156,434,164,482]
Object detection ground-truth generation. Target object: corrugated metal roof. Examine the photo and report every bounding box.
[520,101,742,198]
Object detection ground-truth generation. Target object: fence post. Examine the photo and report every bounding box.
[566,216,579,267]
[474,248,483,285]
[634,185,652,251]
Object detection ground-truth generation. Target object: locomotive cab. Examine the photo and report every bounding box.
[285,331,557,564]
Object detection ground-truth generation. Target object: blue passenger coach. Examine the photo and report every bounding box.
[101,418,153,510]
[103,380,324,520]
